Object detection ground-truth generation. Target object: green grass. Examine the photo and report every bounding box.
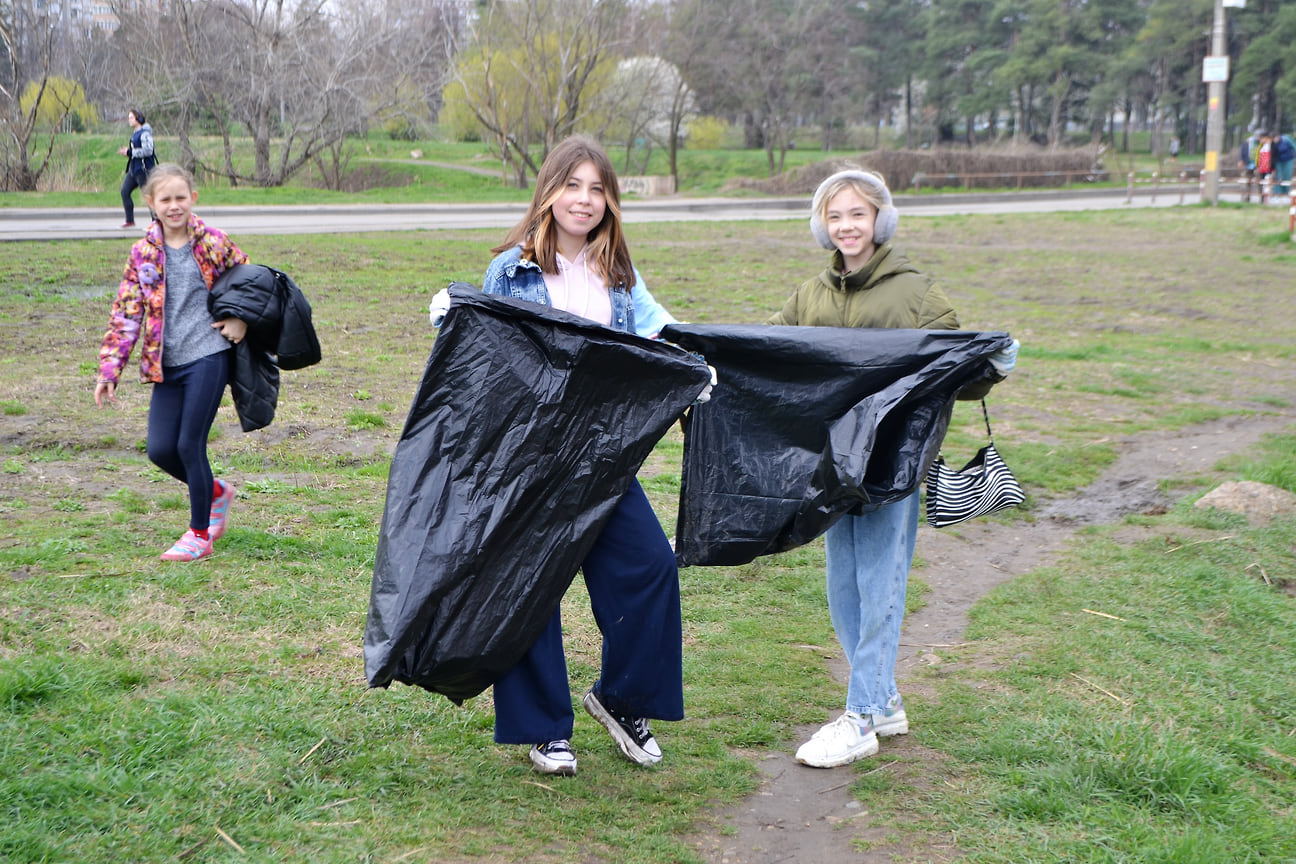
[6,130,1181,204]
[922,485,1296,862]
[2,205,1295,861]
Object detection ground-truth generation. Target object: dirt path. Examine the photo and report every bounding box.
[689,410,1296,864]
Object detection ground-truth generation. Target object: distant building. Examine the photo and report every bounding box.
[38,0,161,35]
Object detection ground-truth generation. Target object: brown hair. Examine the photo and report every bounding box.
[492,135,635,289]
[142,163,195,200]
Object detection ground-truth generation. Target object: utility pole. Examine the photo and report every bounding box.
[1203,0,1228,204]
[1204,0,1247,203]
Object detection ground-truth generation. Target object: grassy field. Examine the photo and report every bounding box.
[1,205,1295,862]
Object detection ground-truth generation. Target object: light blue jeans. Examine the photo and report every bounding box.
[823,490,920,716]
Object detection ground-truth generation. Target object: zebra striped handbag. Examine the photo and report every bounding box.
[925,399,1024,528]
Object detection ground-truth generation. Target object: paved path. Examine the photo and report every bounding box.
[0,186,1209,242]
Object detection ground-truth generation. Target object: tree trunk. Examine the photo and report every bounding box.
[176,103,197,176]
[254,106,273,185]
[904,77,914,149]
[1120,99,1130,153]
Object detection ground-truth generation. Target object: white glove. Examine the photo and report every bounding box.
[428,288,452,327]
[989,339,1019,377]
[694,365,718,405]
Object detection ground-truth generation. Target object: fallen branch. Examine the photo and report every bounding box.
[319,797,358,810]
[1245,563,1273,586]
[298,736,327,765]
[214,826,245,854]
[1166,535,1235,553]
[177,838,207,860]
[1070,673,1130,706]
[1081,608,1126,621]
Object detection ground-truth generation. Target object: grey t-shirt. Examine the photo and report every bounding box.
[162,242,231,369]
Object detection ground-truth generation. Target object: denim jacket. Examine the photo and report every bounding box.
[481,245,676,338]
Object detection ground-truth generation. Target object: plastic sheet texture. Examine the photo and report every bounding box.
[364,287,711,702]
[659,324,1012,567]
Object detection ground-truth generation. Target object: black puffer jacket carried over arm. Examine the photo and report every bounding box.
[208,264,322,432]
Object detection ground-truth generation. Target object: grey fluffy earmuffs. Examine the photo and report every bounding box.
[808,169,898,249]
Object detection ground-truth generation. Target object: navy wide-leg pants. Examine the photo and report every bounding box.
[492,478,683,744]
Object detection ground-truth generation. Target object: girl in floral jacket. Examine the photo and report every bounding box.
[94,164,248,561]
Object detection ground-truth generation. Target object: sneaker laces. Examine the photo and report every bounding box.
[606,707,653,745]
[628,716,653,744]
[813,712,870,742]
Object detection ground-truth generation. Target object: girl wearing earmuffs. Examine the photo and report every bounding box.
[768,167,1018,769]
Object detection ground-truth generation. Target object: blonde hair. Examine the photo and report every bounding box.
[808,167,898,248]
[142,163,195,199]
[815,171,889,225]
[493,135,635,289]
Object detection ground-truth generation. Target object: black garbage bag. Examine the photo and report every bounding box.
[659,324,1012,567]
[365,286,712,702]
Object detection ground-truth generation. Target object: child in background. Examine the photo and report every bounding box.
[768,167,1017,768]
[94,164,247,561]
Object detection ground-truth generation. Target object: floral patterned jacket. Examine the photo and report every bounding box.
[97,215,247,385]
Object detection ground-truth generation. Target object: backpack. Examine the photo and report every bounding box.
[1258,142,1273,174]
[1277,135,1296,163]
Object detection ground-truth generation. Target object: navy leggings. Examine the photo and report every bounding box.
[121,171,142,223]
[147,352,229,532]
[492,478,684,744]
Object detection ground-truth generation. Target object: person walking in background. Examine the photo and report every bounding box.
[432,135,704,777]
[1239,131,1260,202]
[1168,135,1180,163]
[118,109,157,229]
[1256,132,1274,200]
[1273,131,1295,196]
[94,164,246,562]
[768,168,1017,769]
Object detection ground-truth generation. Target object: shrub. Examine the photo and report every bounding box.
[687,116,729,151]
[726,145,1105,194]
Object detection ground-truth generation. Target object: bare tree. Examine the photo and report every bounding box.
[687,0,835,176]
[0,0,71,190]
[650,0,708,189]
[595,55,692,177]
[312,0,464,189]
[446,0,632,187]
[107,0,461,188]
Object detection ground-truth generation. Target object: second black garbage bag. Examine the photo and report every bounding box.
[365,287,712,703]
[660,323,1012,568]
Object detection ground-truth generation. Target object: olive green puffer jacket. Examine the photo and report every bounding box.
[768,242,996,399]
[767,242,958,330]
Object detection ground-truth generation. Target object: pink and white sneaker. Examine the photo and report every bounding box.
[160,529,213,562]
[210,479,234,541]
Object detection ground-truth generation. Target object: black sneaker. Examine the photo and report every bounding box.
[582,688,662,765]
[529,739,577,776]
